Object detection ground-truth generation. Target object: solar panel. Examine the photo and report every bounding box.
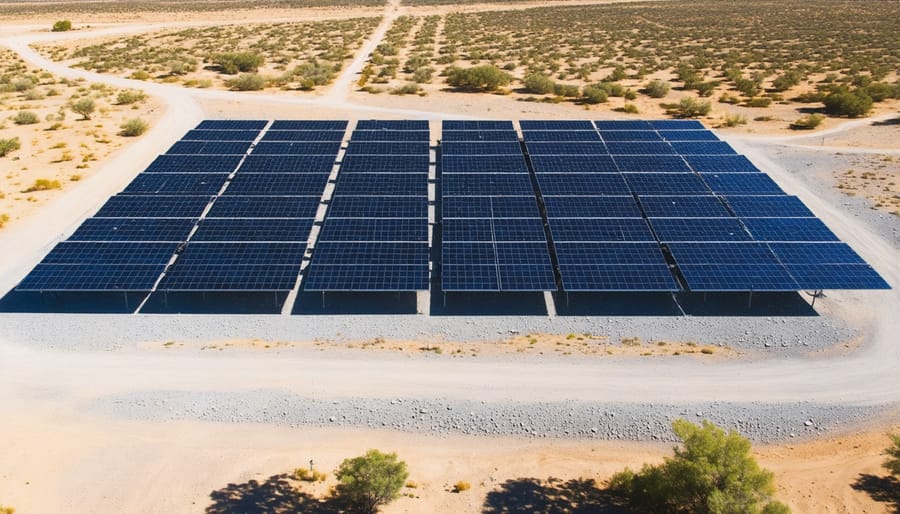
[605,141,676,155]
[599,130,664,142]
[441,141,522,155]
[678,264,799,291]
[238,155,335,174]
[489,196,542,218]
[701,173,784,195]
[686,155,760,173]
[69,218,197,242]
[623,173,711,195]
[767,242,866,265]
[658,130,720,141]
[639,195,731,218]
[191,218,313,242]
[742,217,839,242]
[40,242,180,265]
[530,154,618,173]
[443,120,514,131]
[196,120,267,130]
[16,264,165,291]
[554,242,668,265]
[648,120,705,130]
[594,120,653,131]
[442,173,534,195]
[441,154,529,173]
[351,130,430,142]
[314,242,428,265]
[442,242,496,265]
[441,197,493,218]
[319,218,427,242]
[670,141,737,155]
[441,265,499,291]
[498,264,556,291]
[441,130,519,142]
[492,218,547,242]
[525,142,608,155]
[536,174,631,196]
[784,264,890,290]
[144,155,244,174]
[443,218,494,241]
[329,196,427,218]
[495,242,552,266]
[175,242,307,266]
[558,264,679,291]
[122,173,229,195]
[549,218,655,242]
[225,173,329,195]
[183,129,260,141]
[346,141,429,155]
[253,142,342,155]
[543,196,641,217]
[341,154,429,173]
[522,130,601,142]
[304,264,429,291]
[356,120,429,131]
[725,196,814,218]
[520,120,594,131]
[611,155,691,173]
[336,173,427,195]
[158,264,300,291]
[649,218,752,242]
[269,120,348,131]
[666,242,782,265]
[95,195,213,218]
[166,141,252,155]
[260,130,346,142]
[207,196,321,218]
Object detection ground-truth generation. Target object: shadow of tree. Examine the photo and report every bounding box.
[852,474,900,513]
[872,116,900,126]
[482,477,632,514]
[206,473,340,514]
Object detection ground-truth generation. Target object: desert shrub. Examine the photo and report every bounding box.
[120,118,148,136]
[71,97,95,119]
[695,81,718,97]
[624,89,637,100]
[523,73,556,94]
[333,449,408,514]
[886,433,900,476]
[212,52,264,74]
[52,20,72,32]
[390,83,421,95]
[445,65,511,92]
[11,77,35,91]
[227,73,266,91]
[0,137,21,157]
[130,70,151,80]
[23,88,45,100]
[669,96,711,118]
[745,97,773,108]
[168,59,196,76]
[789,113,825,130]
[581,85,608,104]
[23,178,62,192]
[554,83,580,97]
[282,60,336,89]
[294,467,327,482]
[719,93,740,104]
[862,82,899,102]
[0,214,9,229]
[823,91,873,117]
[453,481,471,492]
[412,66,433,83]
[116,89,146,104]
[620,103,640,114]
[771,70,802,91]
[720,113,747,127]
[13,111,38,125]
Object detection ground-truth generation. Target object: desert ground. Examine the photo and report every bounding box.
[0,0,899,513]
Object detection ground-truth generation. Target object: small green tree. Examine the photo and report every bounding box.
[51,20,72,32]
[212,52,264,74]
[120,118,149,136]
[522,73,556,94]
[445,65,510,92]
[581,85,608,104]
[71,97,95,120]
[885,433,900,476]
[823,91,873,117]
[670,96,712,118]
[227,73,266,91]
[333,449,409,514]
[609,419,790,514]
[0,138,21,157]
[13,111,38,125]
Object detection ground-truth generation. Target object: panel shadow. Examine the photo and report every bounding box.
[292,291,418,315]
[0,290,147,313]
[677,291,818,316]
[431,291,548,316]
[554,292,682,316]
[140,291,288,314]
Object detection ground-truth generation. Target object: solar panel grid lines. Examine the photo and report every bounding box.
[701,173,785,195]
[549,218,656,242]
[442,173,535,196]
[558,264,680,292]
[725,196,815,218]
[658,130,721,142]
[521,130,602,142]
[351,130,430,142]
[525,141,609,155]
[554,242,669,266]
[612,155,692,173]
[442,242,496,265]
[784,264,890,290]
[196,120,268,130]
[741,217,840,242]
[622,173,712,195]
[314,242,429,265]
[638,195,733,218]
[122,173,230,195]
[594,120,653,131]
[158,264,302,291]
[69,218,198,242]
[670,141,738,155]
[492,218,548,242]
[182,129,261,141]
[441,265,500,291]
[145,155,244,174]
[237,155,337,174]
[336,173,428,195]
[191,218,315,242]
[304,264,429,291]
[269,120,348,131]
[441,130,520,142]
[442,141,523,156]
[40,242,182,265]
[345,141,430,155]
[543,196,642,218]
[174,242,307,266]
[687,155,761,173]
[495,242,554,266]
[253,141,343,156]
[665,242,784,265]
[649,218,753,242]
[224,173,330,196]
[166,140,253,155]
[341,154,430,173]
[598,130,665,142]
[318,218,428,242]
[498,264,557,291]
[260,130,347,142]
[95,195,214,218]
[328,196,428,218]
[206,196,322,218]
[530,154,620,173]
[767,242,867,265]
[536,173,632,196]
[356,120,429,131]
[441,155,530,174]
[605,141,677,155]
[677,263,801,292]
[442,120,514,131]
[16,264,167,292]
[519,120,595,131]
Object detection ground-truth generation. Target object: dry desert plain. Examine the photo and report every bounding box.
[0,0,899,513]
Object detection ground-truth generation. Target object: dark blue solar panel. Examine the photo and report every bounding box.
[658,130,720,141]
[543,196,641,218]
[175,242,306,266]
[441,130,519,142]
[670,141,737,155]
[525,142,608,155]
[498,264,556,291]
[549,218,655,242]
[554,242,668,265]
[536,174,631,196]
[678,264,799,291]
[742,218,839,242]
[443,218,493,241]
[442,197,493,218]
[489,197,542,218]
[238,155,335,173]
[304,264,429,291]
[768,242,866,265]
[69,218,197,242]
[495,242,552,266]
[196,120,267,130]
[95,195,213,218]
[166,141,252,155]
[649,120,705,130]
[650,218,751,242]
[595,120,653,131]
[599,130,664,142]
[314,242,428,265]
[144,155,243,174]
[346,141,429,155]
[666,242,781,265]
[612,155,691,173]
[441,155,528,173]
[441,141,522,155]
[623,173,711,195]
[520,120,594,131]
[530,155,618,173]
[725,196,814,218]
[492,218,547,242]
[785,264,890,290]
[207,196,320,218]
[558,264,679,291]
[441,265,499,291]
[687,155,760,173]
[225,173,329,195]
[191,218,313,242]
[606,141,676,155]
[122,173,228,195]
[183,129,259,141]
[16,264,165,291]
[352,130,430,142]
[522,131,601,142]
[253,142,342,155]
[159,264,300,291]
[319,218,427,242]
[329,196,427,218]
[41,242,179,265]
[443,120,514,131]
[260,130,346,142]
[442,242,496,265]
[341,155,429,173]
[701,173,784,195]
[337,173,427,195]
[270,120,348,131]
[442,173,534,195]
[356,120,429,131]
[639,195,731,218]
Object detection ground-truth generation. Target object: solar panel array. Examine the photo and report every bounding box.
[304,120,430,291]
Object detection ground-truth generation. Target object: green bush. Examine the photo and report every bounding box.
[282,60,336,90]
[71,97,95,120]
[823,91,873,117]
[390,83,421,95]
[644,79,670,98]
[771,70,802,91]
[13,111,38,125]
[334,449,408,514]
[721,113,748,127]
[23,178,62,192]
[227,73,266,91]
[669,96,711,118]
[212,52,264,74]
[862,82,899,102]
[120,118,149,136]
[445,65,511,92]
[412,66,434,83]
[522,73,556,94]
[116,89,146,105]
[789,113,825,130]
[52,20,72,32]
[620,103,640,114]
[0,137,21,157]
[581,85,608,104]
[883,433,900,476]
[745,97,773,108]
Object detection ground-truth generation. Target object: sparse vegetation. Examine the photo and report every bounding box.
[446,65,511,92]
[0,138,21,157]
[23,178,62,192]
[789,113,825,130]
[885,433,900,476]
[51,20,72,32]
[669,97,712,118]
[294,467,327,482]
[13,111,38,125]
[213,52,264,74]
[644,79,670,98]
[453,481,471,493]
[334,449,409,514]
[115,89,146,105]
[71,97,95,120]
[0,214,9,228]
[119,117,149,136]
